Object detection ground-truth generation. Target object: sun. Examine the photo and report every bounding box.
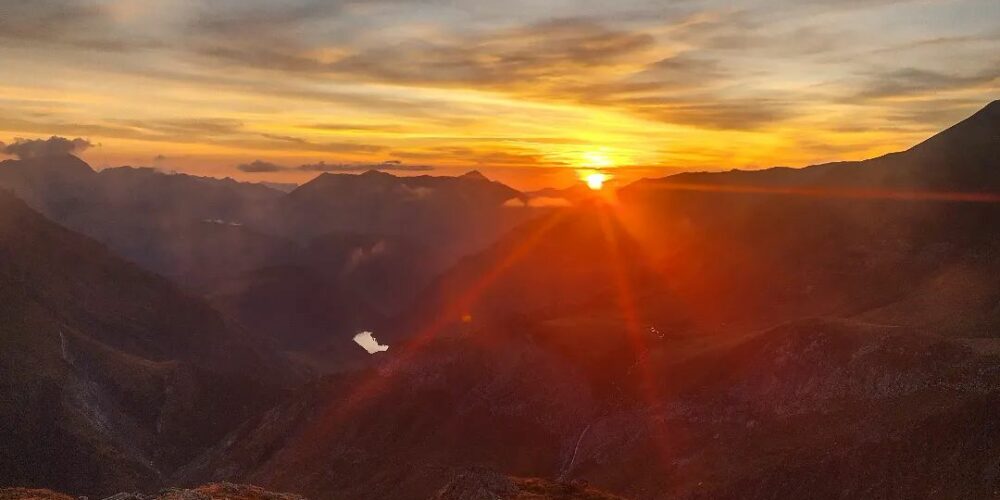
[585,172,608,190]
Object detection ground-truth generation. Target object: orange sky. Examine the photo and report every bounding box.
[0,0,997,190]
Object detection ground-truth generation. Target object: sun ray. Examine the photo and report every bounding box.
[594,203,675,473]
[287,211,572,458]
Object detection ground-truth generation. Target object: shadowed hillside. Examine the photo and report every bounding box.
[0,192,288,496]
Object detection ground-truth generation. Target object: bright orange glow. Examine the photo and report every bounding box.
[586,172,608,190]
[580,151,616,169]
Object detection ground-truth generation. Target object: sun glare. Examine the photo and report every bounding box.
[581,151,615,168]
[585,172,608,190]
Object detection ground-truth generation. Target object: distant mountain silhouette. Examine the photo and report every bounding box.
[632,99,999,191]
[0,161,291,285]
[276,169,529,261]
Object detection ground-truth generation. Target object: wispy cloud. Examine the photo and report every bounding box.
[849,66,1000,101]
[237,159,434,173]
[0,0,160,50]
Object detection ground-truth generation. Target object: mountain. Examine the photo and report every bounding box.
[206,265,382,353]
[276,170,532,260]
[0,161,543,360]
[4,101,999,499]
[0,191,286,496]
[177,101,1000,499]
[634,99,999,191]
[0,161,293,286]
[0,155,97,217]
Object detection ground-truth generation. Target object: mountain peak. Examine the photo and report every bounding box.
[361,169,395,178]
[1,153,95,177]
[461,170,489,181]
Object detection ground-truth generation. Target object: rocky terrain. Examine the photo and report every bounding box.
[0,484,303,500]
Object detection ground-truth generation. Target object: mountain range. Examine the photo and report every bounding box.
[0,100,998,499]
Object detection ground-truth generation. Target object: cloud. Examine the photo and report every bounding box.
[505,196,574,208]
[116,118,246,136]
[329,18,656,86]
[849,66,1000,101]
[303,123,406,133]
[236,159,434,174]
[194,17,656,87]
[298,160,433,172]
[0,0,159,51]
[558,52,794,129]
[666,11,844,56]
[2,136,93,159]
[258,133,386,154]
[187,12,797,129]
[237,160,286,173]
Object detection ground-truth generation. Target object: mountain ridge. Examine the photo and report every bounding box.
[627,99,1000,192]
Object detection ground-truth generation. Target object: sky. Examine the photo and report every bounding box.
[0,0,997,190]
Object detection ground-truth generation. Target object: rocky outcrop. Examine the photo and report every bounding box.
[431,469,627,500]
[0,484,303,500]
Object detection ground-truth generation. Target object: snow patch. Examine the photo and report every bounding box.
[353,331,389,354]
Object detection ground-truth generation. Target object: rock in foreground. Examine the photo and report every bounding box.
[0,484,304,500]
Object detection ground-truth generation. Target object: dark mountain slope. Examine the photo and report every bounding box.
[616,100,1000,335]
[178,316,1000,499]
[0,191,285,496]
[0,161,293,286]
[206,265,382,352]
[387,204,653,342]
[0,155,97,217]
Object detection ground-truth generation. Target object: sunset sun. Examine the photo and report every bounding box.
[585,172,609,190]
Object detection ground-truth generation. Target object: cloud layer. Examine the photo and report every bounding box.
[2,136,93,159]
[0,0,997,188]
[237,159,434,173]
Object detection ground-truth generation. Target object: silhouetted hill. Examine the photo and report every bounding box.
[0,154,96,216]
[278,170,531,261]
[0,191,286,496]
